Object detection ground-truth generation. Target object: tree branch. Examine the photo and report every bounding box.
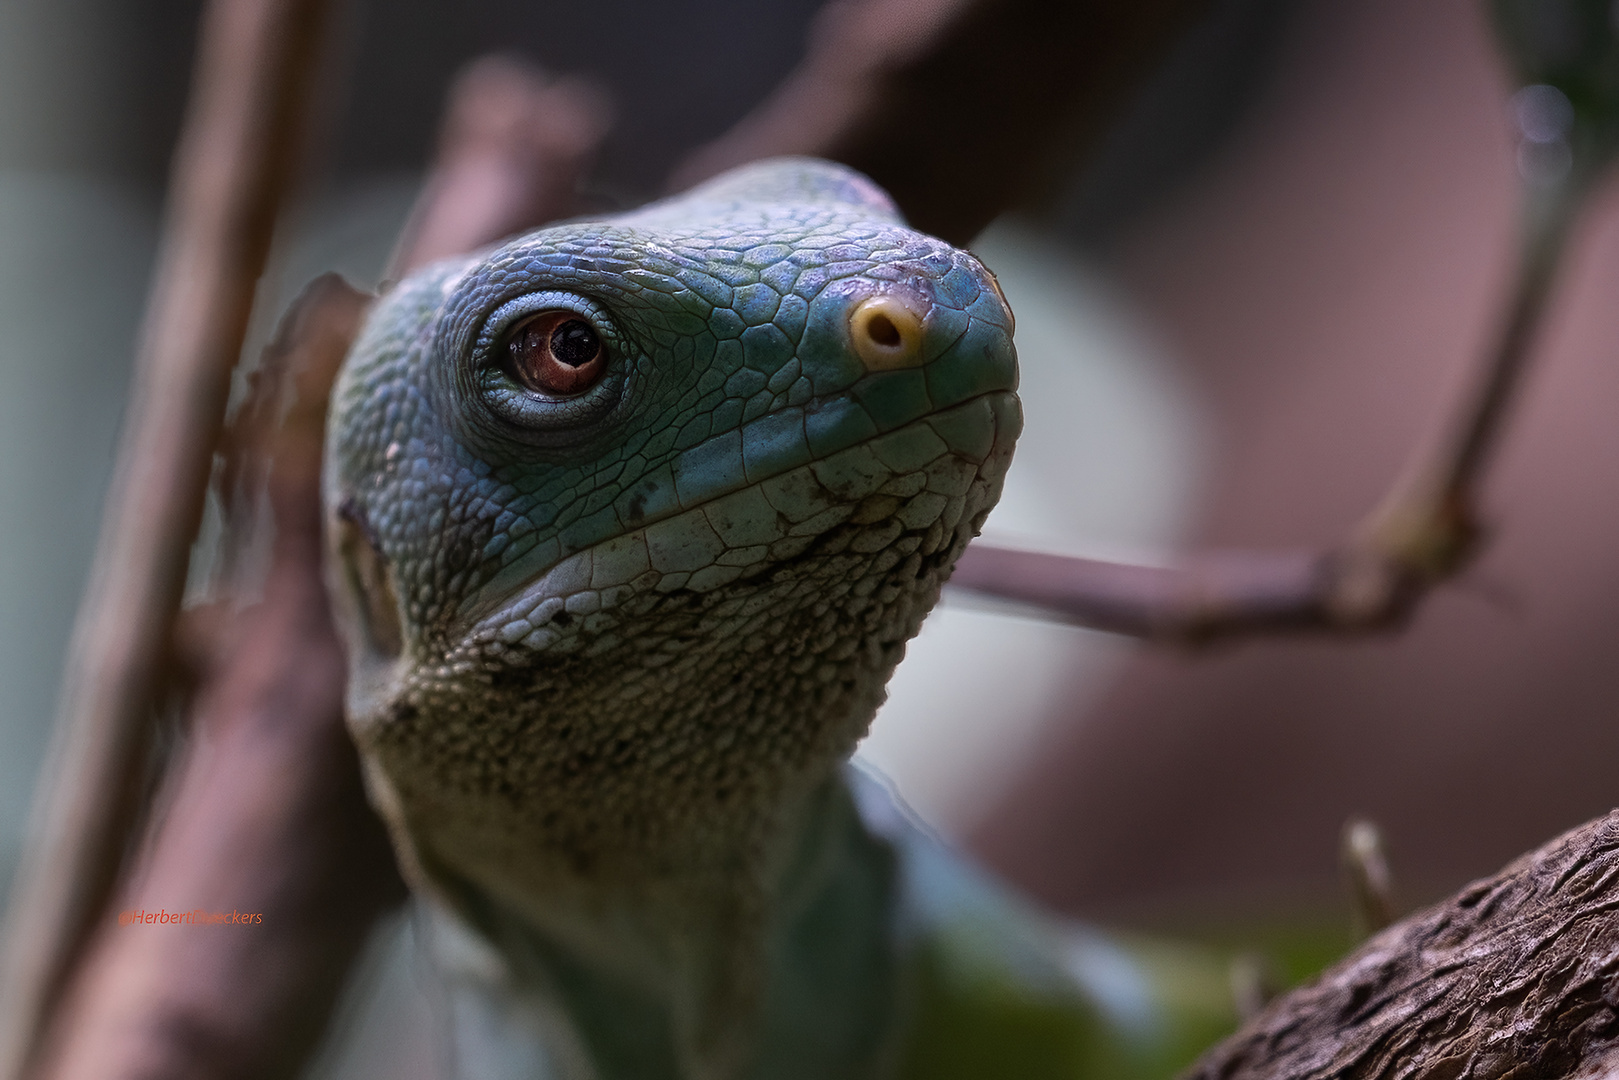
[1186,807,1619,1079]
[949,177,1584,643]
[4,53,613,1080]
[386,56,610,280]
[29,278,404,1080]
[0,0,336,1074]
[666,0,1589,646]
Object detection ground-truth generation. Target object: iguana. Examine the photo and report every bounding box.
[322,157,1232,1080]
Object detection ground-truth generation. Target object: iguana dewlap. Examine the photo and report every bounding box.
[322,158,1227,1080]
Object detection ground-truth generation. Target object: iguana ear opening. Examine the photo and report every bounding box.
[332,500,403,663]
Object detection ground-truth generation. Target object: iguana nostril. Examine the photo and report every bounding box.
[868,312,902,347]
[849,295,925,371]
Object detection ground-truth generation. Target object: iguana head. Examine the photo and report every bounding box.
[322,158,1019,902]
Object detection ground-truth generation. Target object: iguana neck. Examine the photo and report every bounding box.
[413,771,905,1080]
[343,424,1002,1078]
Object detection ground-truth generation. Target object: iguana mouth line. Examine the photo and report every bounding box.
[451,389,1017,645]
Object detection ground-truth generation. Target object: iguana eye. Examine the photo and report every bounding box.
[466,290,626,439]
[504,311,606,396]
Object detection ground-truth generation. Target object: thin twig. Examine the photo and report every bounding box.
[0,0,335,1074]
[950,175,1585,642]
[1341,817,1396,938]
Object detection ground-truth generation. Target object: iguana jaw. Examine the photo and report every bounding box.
[345,378,1016,817]
[341,385,1018,762]
[459,391,1016,651]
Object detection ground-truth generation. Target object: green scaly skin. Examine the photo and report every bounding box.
[323,158,1235,1079]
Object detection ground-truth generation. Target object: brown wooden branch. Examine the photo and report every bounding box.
[0,0,336,1074]
[670,0,1216,245]
[949,180,1583,643]
[5,52,614,1080]
[1185,807,1619,1079]
[29,277,404,1080]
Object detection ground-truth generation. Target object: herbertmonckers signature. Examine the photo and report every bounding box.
[118,908,264,926]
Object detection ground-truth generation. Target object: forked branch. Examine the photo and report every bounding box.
[949,178,1584,643]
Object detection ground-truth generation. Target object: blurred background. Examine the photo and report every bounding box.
[3,0,1619,1073]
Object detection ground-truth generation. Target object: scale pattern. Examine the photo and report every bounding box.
[323,157,1022,1078]
[326,158,1017,868]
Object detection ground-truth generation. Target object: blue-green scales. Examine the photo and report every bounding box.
[323,158,1232,1080]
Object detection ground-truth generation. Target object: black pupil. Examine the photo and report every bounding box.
[550,319,598,367]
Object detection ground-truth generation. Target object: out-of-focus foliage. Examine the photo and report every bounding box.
[1491,0,1619,170]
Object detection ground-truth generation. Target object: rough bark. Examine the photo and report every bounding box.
[1186,809,1619,1079]
[28,277,405,1080]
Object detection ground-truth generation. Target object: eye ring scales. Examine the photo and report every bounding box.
[504,310,607,396]
[464,290,627,440]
